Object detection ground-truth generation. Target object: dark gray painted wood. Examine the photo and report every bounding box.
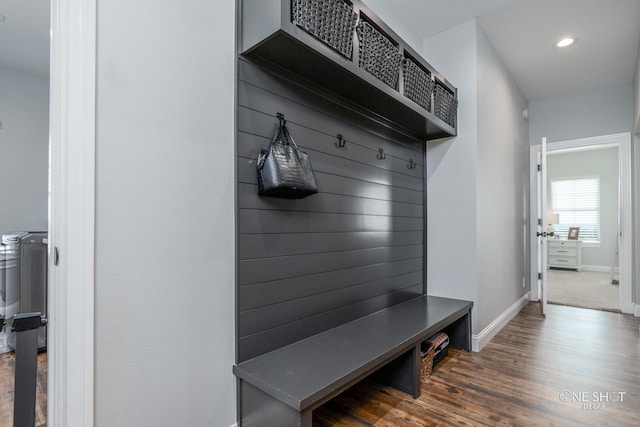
[238,183,423,217]
[237,59,426,362]
[237,80,425,169]
[239,271,423,335]
[238,166,423,205]
[239,258,423,310]
[238,59,427,150]
[239,244,422,285]
[238,231,422,259]
[238,148,422,192]
[238,284,423,362]
[238,209,423,234]
[234,296,473,409]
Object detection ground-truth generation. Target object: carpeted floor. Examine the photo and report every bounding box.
[547,268,619,311]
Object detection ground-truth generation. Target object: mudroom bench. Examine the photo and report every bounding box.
[233,295,472,427]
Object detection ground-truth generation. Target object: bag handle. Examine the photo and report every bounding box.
[276,113,299,148]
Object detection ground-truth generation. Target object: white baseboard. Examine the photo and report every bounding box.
[634,303,640,318]
[472,292,531,352]
[229,423,238,427]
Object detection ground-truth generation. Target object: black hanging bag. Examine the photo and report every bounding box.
[256,113,318,199]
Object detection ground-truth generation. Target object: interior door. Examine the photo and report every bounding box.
[537,137,548,315]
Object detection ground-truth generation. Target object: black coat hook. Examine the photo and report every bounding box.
[377,148,386,160]
[407,159,417,169]
[335,134,346,149]
[276,112,286,126]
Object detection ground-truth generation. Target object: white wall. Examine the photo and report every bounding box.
[94,1,236,426]
[475,26,529,332]
[635,42,640,134]
[529,80,636,306]
[422,19,529,334]
[0,67,49,236]
[547,147,619,268]
[529,82,634,146]
[423,20,479,330]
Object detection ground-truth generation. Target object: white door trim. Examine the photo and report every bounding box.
[49,0,96,425]
[529,133,633,313]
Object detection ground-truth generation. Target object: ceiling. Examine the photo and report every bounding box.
[1,1,639,102]
[370,0,640,101]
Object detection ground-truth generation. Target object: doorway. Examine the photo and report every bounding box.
[0,1,50,424]
[546,143,619,311]
[530,133,633,314]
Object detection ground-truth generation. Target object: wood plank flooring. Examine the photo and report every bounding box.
[0,351,47,427]
[0,303,637,426]
[314,302,640,426]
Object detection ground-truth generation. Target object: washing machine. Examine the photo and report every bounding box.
[1,232,48,350]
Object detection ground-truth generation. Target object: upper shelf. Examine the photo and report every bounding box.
[240,0,458,141]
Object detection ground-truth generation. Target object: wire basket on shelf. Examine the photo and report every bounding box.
[357,20,403,90]
[434,80,457,128]
[291,0,358,59]
[420,341,436,382]
[403,58,434,111]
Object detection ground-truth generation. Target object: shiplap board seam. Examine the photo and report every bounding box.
[238,161,425,194]
[239,265,423,296]
[236,113,424,161]
[239,253,423,286]
[237,62,424,152]
[239,283,424,341]
[239,273,424,312]
[236,59,425,361]
[238,182,423,209]
[240,281,424,335]
[239,243,423,261]
[236,137,424,181]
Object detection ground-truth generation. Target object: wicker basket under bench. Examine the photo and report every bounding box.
[234,295,472,427]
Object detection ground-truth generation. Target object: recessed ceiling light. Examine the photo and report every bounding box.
[555,37,577,48]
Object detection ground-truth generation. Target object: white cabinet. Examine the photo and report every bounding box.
[548,240,583,271]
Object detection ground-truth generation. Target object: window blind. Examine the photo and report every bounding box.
[550,177,600,241]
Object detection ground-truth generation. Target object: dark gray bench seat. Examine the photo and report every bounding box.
[233,295,473,427]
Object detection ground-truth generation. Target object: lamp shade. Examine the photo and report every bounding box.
[546,213,560,224]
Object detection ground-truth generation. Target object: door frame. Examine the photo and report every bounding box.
[529,132,633,314]
[49,0,96,425]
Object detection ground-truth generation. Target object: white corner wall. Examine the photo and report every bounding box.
[423,19,479,331]
[94,1,236,426]
[475,26,529,333]
[0,68,49,236]
[422,19,530,339]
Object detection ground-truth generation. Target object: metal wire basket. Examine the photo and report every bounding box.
[357,20,403,90]
[292,0,358,59]
[420,341,436,381]
[403,58,433,111]
[434,80,457,128]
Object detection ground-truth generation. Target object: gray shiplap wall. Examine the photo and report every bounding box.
[237,59,425,362]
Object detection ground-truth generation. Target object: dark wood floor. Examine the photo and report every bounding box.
[314,302,640,426]
[0,351,47,427]
[0,304,638,426]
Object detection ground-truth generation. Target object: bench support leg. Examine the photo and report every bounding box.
[239,381,311,427]
[444,311,472,351]
[373,345,421,398]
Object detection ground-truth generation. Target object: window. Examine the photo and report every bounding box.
[550,177,600,241]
